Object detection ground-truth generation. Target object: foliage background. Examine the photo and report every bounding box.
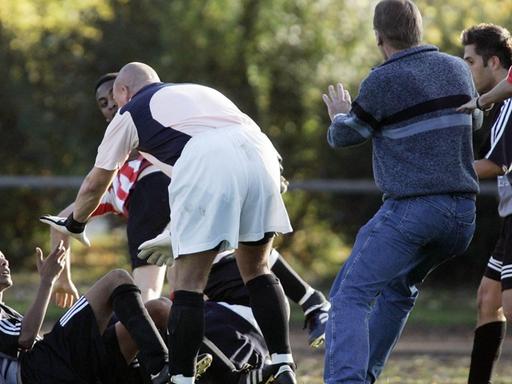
[1,0,512,284]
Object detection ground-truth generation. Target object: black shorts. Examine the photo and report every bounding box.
[20,297,118,384]
[484,215,512,290]
[127,172,171,269]
[199,301,268,384]
[204,253,250,306]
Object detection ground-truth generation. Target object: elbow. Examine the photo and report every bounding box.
[18,335,36,351]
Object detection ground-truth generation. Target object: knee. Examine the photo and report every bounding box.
[145,297,171,329]
[106,269,134,289]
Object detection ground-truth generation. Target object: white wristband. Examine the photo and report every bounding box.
[333,113,347,120]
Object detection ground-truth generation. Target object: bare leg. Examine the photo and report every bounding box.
[133,264,166,302]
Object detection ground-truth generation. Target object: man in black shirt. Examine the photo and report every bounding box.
[0,243,170,384]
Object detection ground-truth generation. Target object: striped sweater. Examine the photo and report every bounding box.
[328,45,480,199]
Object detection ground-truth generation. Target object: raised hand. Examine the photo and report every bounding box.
[322,83,352,121]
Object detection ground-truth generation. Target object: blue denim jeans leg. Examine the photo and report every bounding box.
[324,195,475,384]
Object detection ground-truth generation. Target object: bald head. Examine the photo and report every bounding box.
[113,62,161,108]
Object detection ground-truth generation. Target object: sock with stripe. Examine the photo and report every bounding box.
[111,284,168,375]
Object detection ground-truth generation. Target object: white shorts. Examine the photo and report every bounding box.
[169,126,292,257]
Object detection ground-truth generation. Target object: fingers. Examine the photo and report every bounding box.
[344,90,351,104]
[322,94,330,107]
[35,247,43,268]
[328,84,337,101]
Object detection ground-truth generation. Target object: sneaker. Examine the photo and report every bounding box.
[265,364,297,384]
[195,353,213,379]
[151,364,170,384]
[304,302,330,348]
[156,354,213,384]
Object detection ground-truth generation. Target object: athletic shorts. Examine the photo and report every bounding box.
[199,301,268,384]
[127,172,171,269]
[169,127,292,257]
[484,215,512,290]
[205,249,281,305]
[20,297,115,384]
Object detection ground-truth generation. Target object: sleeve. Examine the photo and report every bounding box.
[485,100,512,167]
[326,76,377,149]
[0,318,22,357]
[95,111,139,171]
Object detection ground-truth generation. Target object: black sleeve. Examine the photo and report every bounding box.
[485,99,512,168]
[0,318,22,357]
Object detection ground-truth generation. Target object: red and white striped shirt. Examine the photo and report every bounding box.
[91,155,152,218]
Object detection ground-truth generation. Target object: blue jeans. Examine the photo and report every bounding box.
[324,195,475,383]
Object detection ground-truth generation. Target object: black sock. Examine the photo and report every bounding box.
[271,255,309,304]
[111,284,168,375]
[468,321,506,384]
[168,290,204,377]
[301,290,328,317]
[246,274,291,355]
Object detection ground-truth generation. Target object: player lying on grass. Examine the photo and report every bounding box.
[0,243,175,384]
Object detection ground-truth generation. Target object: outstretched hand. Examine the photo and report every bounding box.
[52,278,80,308]
[322,83,352,121]
[40,215,90,246]
[36,241,67,285]
[456,98,478,114]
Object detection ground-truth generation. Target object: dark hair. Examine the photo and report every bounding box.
[94,72,118,93]
[461,24,512,69]
[373,0,422,50]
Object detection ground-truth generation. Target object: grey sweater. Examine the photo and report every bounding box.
[328,45,480,199]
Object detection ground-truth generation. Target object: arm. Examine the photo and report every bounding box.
[479,77,512,109]
[322,83,372,148]
[474,159,504,180]
[18,243,66,350]
[72,167,116,222]
[51,203,80,308]
[458,73,512,113]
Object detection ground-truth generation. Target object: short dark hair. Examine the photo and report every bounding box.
[461,24,512,69]
[373,0,422,50]
[94,72,118,93]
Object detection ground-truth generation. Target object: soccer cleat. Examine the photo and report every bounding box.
[195,353,213,379]
[304,302,330,348]
[156,353,212,384]
[151,364,170,384]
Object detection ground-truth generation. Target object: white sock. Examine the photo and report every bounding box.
[170,374,194,384]
[271,353,294,365]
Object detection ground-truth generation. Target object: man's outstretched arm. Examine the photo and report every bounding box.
[18,243,66,350]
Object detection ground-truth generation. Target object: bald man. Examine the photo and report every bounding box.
[44,62,296,384]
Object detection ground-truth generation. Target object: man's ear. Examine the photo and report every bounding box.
[489,55,502,71]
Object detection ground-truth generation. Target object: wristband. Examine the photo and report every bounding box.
[475,97,491,112]
[65,213,86,234]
